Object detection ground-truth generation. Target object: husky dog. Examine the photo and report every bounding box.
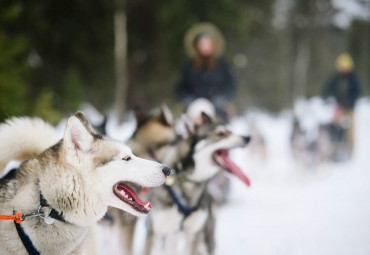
[186,98,234,206]
[0,112,170,255]
[128,105,177,163]
[98,105,178,255]
[145,113,251,255]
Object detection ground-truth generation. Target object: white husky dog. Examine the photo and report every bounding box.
[0,112,170,254]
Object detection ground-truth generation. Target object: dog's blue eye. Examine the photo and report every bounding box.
[122,156,132,161]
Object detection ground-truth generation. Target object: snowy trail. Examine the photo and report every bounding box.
[216,164,370,255]
[215,99,370,255]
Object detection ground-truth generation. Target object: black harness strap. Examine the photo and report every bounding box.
[12,193,67,255]
[7,169,66,254]
[164,184,206,218]
[13,194,67,255]
[14,219,40,255]
[39,194,66,223]
[162,133,208,218]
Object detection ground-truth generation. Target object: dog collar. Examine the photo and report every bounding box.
[11,194,67,255]
[13,193,67,224]
[39,193,66,223]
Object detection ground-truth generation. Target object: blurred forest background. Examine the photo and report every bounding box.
[0,0,369,123]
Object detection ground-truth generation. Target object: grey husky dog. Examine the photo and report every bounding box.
[145,113,251,255]
[0,112,170,254]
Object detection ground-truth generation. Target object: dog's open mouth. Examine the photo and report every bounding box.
[113,182,152,214]
[213,149,251,187]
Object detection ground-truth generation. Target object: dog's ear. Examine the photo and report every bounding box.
[74,111,97,135]
[200,111,213,125]
[64,115,94,152]
[158,104,174,126]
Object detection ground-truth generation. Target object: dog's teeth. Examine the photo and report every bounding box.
[129,198,132,201]
[120,190,125,196]
[124,195,128,199]
[144,202,151,209]
[215,156,224,165]
[219,158,225,165]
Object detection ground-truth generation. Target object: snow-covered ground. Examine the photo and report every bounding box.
[215,98,370,255]
[216,162,370,255]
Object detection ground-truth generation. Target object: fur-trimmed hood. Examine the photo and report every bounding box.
[184,23,225,58]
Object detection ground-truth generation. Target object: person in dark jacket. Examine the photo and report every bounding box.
[323,53,361,154]
[175,23,235,121]
[324,53,361,110]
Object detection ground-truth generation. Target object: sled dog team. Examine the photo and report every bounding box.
[0,105,251,255]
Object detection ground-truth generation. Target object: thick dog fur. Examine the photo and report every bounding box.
[99,105,178,255]
[0,117,60,172]
[0,112,169,254]
[145,114,251,255]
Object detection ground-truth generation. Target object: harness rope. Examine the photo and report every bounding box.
[0,212,22,223]
[0,205,64,255]
[0,205,65,255]
[0,212,41,255]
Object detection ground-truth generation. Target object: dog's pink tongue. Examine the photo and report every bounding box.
[220,151,251,187]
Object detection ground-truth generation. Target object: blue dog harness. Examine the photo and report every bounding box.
[14,220,40,255]
[164,184,206,218]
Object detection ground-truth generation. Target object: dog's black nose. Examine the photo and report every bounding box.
[162,166,172,176]
[243,136,251,143]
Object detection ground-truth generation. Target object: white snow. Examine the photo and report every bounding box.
[273,0,370,29]
[215,98,370,255]
[332,0,370,28]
